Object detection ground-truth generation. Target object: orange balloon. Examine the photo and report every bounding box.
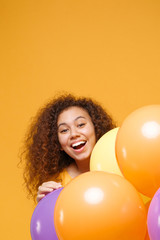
[116,105,160,198]
[54,171,147,240]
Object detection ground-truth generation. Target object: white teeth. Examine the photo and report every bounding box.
[72,141,86,148]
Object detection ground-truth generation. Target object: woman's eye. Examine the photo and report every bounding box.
[60,129,68,133]
[78,123,85,127]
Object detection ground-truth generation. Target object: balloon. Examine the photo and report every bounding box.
[141,194,151,205]
[147,188,160,240]
[90,127,150,204]
[54,171,147,240]
[30,188,63,240]
[115,105,160,198]
[90,127,122,176]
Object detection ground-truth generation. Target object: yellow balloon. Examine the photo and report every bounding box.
[90,127,150,204]
[140,193,150,205]
[90,127,122,176]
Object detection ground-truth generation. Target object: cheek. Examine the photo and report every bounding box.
[83,127,96,142]
[58,135,68,148]
[90,130,96,145]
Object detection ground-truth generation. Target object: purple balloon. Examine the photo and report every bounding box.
[30,188,63,240]
[147,188,160,240]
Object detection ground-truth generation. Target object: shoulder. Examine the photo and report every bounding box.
[49,168,72,187]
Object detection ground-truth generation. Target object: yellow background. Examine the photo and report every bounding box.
[1,0,160,239]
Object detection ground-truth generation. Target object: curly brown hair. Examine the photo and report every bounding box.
[20,94,116,200]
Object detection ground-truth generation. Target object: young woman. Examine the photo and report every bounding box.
[21,94,116,202]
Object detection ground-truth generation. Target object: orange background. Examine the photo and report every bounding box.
[1,0,160,239]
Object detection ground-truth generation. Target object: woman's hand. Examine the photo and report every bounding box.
[37,181,62,203]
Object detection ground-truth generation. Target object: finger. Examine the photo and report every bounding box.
[37,194,45,203]
[38,186,54,194]
[41,181,62,188]
[38,184,62,194]
[42,181,61,185]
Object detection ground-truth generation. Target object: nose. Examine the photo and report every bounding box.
[70,127,80,139]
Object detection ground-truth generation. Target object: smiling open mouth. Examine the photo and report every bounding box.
[71,141,86,150]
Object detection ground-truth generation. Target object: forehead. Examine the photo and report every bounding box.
[57,106,91,123]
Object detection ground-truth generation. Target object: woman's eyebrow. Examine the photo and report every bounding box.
[58,122,67,128]
[74,116,86,121]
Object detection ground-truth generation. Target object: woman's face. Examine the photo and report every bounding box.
[57,106,96,164]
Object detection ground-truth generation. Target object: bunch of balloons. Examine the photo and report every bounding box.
[30,104,160,240]
[90,104,160,240]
